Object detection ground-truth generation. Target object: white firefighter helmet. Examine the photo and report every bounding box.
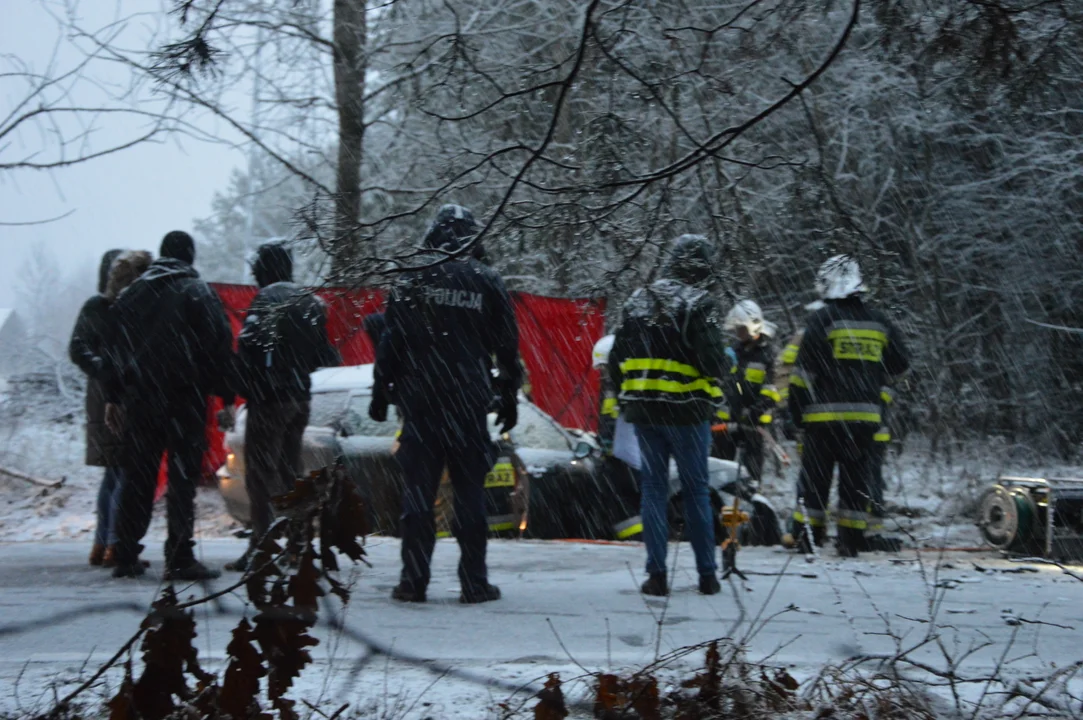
[724,299,765,337]
[592,334,615,368]
[815,254,866,300]
[761,319,778,339]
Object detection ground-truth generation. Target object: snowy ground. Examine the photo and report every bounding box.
[2,539,1082,719]
[4,373,1083,717]
[0,374,239,543]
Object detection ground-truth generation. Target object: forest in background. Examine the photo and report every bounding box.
[10,0,1083,455]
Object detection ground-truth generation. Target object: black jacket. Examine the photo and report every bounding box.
[236,282,341,404]
[789,296,909,428]
[103,258,236,410]
[379,255,521,419]
[69,250,123,466]
[727,337,778,425]
[609,279,732,426]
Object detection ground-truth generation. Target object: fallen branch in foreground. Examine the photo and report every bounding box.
[0,465,64,489]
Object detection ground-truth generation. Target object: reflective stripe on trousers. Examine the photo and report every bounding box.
[802,402,881,424]
[836,508,867,530]
[793,507,827,527]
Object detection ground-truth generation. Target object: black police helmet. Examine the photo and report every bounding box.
[665,234,717,285]
[423,204,484,258]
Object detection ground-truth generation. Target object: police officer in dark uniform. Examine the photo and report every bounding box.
[788,255,909,557]
[372,204,521,604]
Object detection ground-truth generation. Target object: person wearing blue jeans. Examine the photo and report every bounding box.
[69,248,152,567]
[610,234,733,596]
[94,467,123,549]
[636,423,717,581]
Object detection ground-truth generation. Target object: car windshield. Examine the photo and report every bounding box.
[502,403,570,452]
[308,391,350,428]
[341,393,402,437]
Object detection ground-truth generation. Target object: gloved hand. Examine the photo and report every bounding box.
[495,393,518,434]
[369,393,389,423]
[724,347,738,367]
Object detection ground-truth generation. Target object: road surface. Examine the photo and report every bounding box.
[1,539,1081,718]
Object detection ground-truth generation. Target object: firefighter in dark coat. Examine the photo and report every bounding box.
[103,231,237,579]
[372,204,521,604]
[713,299,779,486]
[788,255,910,557]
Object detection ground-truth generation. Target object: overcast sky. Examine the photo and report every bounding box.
[0,1,247,307]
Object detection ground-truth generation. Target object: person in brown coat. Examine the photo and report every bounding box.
[68,249,152,566]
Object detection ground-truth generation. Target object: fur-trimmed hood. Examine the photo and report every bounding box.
[105,250,153,300]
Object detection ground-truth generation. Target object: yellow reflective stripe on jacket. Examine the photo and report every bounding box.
[601,397,618,418]
[781,343,800,365]
[622,377,724,398]
[620,357,702,378]
[880,387,895,405]
[744,365,766,384]
[760,385,781,403]
[716,407,731,421]
[745,367,766,384]
[779,387,790,400]
[759,413,773,425]
[827,328,888,343]
[802,403,881,424]
[874,429,891,442]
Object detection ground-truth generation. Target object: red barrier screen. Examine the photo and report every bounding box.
[194,284,605,482]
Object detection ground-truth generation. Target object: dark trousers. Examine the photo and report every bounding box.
[795,424,874,535]
[245,399,310,543]
[868,441,887,530]
[711,425,765,483]
[114,399,207,567]
[396,410,497,592]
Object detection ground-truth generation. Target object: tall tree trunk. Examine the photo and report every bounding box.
[331,0,366,282]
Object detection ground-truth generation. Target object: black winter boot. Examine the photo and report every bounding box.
[112,561,146,578]
[699,574,721,595]
[836,527,864,559]
[641,572,668,597]
[460,583,501,604]
[391,582,427,603]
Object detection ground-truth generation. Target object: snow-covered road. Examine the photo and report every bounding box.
[2,539,1081,718]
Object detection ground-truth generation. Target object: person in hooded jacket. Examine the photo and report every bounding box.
[102,231,237,579]
[788,255,910,557]
[609,234,732,597]
[372,204,521,604]
[225,243,341,571]
[69,249,125,566]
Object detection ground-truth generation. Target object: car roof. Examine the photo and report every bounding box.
[311,364,374,394]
